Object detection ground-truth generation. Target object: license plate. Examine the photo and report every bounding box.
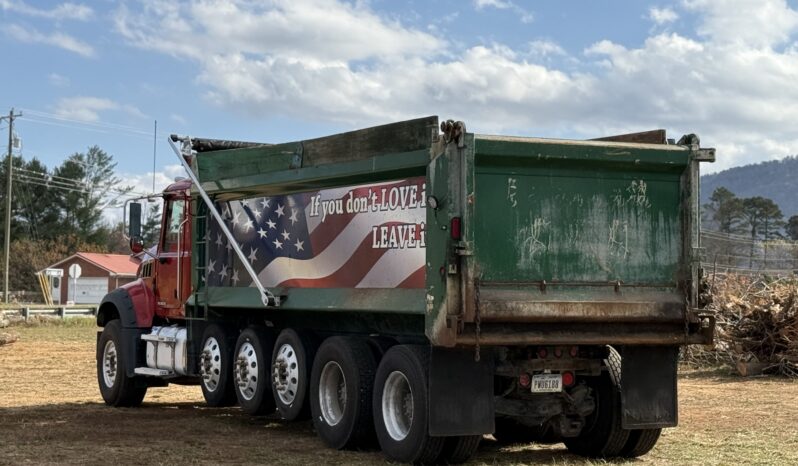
[531,374,562,393]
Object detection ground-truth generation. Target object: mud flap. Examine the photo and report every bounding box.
[428,347,494,436]
[619,346,678,429]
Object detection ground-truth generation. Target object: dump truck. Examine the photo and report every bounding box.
[96,116,715,463]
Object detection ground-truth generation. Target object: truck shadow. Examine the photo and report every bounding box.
[0,402,636,465]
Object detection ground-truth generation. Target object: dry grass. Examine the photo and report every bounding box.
[1,325,797,465]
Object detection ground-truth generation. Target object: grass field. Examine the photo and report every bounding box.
[1,321,797,465]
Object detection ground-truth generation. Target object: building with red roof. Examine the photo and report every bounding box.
[39,253,141,304]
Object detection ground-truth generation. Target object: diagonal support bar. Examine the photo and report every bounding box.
[168,135,279,307]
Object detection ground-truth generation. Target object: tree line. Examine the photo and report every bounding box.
[0,146,160,292]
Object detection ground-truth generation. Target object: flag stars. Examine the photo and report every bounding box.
[232,211,242,226]
[273,238,283,250]
[248,247,258,264]
[243,218,254,232]
[207,259,216,276]
[275,204,285,218]
[281,230,291,241]
[219,264,228,280]
[294,239,304,252]
[215,233,224,248]
[266,218,277,229]
[289,209,299,225]
[231,269,240,285]
[260,198,270,209]
[257,228,268,239]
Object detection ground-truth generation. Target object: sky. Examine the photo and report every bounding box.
[1,0,798,221]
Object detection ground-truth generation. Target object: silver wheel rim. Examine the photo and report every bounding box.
[101,340,117,388]
[236,342,259,401]
[318,361,346,426]
[273,343,299,405]
[200,336,222,392]
[382,371,413,441]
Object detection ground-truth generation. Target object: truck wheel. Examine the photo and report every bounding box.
[271,328,317,420]
[564,360,629,457]
[199,324,237,407]
[310,336,377,449]
[97,320,147,407]
[437,435,481,464]
[621,428,661,457]
[234,326,277,415]
[373,345,444,463]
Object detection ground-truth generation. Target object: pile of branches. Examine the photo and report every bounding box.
[683,273,798,377]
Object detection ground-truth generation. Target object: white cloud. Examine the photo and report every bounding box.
[114,0,798,173]
[53,96,146,123]
[48,73,70,87]
[473,0,533,23]
[648,6,679,24]
[169,114,187,125]
[0,1,94,21]
[103,165,186,224]
[4,24,95,57]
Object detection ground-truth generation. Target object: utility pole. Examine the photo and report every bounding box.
[1,108,22,303]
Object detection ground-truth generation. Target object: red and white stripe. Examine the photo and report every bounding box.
[256,178,426,289]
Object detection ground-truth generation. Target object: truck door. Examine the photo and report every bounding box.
[155,196,190,317]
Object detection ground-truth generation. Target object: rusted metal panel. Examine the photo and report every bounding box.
[591,129,667,144]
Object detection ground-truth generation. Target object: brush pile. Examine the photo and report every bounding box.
[683,273,798,377]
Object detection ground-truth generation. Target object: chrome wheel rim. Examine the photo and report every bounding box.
[236,342,259,401]
[318,361,346,426]
[382,371,413,441]
[273,343,299,405]
[200,336,222,392]
[101,340,117,388]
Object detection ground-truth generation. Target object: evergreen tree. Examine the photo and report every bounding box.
[702,187,743,233]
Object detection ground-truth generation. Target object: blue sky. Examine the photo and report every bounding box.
[1,0,798,211]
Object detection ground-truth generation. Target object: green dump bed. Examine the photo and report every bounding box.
[188,116,713,347]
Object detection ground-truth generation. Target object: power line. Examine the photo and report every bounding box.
[20,108,153,136]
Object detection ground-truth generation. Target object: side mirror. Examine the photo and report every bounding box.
[128,202,142,238]
[130,235,144,254]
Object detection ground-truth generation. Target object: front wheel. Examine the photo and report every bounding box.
[96,320,147,407]
[199,324,237,407]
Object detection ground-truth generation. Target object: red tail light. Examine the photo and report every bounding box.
[562,371,575,387]
[569,346,579,357]
[519,373,531,388]
[554,347,563,358]
[450,217,462,240]
[537,347,548,359]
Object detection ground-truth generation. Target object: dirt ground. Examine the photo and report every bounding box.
[1,321,797,465]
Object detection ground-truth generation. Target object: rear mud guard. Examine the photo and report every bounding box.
[428,347,494,436]
[619,346,678,429]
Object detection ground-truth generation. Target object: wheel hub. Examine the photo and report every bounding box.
[273,343,299,405]
[382,371,413,441]
[200,337,222,392]
[318,361,347,426]
[235,342,259,401]
[101,340,117,388]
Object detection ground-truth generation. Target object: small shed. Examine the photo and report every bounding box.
[40,253,140,304]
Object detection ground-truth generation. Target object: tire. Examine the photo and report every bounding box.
[96,320,147,407]
[564,349,629,458]
[373,345,444,464]
[438,435,481,464]
[199,324,237,407]
[621,428,661,457]
[271,328,317,420]
[233,326,277,415]
[310,336,378,449]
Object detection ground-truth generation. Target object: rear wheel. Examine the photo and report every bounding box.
[621,428,662,457]
[310,336,377,449]
[564,351,629,458]
[373,345,444,464]
[438,435,481,464]
[199,324,237,407]
[234,326,276,415]
[96,320,147,407]
[271,328,317,420]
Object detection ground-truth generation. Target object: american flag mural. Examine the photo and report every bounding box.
[204,177,427,289]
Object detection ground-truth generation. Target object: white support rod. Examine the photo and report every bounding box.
[168,136,279,307]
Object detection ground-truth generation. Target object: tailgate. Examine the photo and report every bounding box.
[468,136,693,344]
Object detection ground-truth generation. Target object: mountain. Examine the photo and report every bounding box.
[700,156,798,219]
